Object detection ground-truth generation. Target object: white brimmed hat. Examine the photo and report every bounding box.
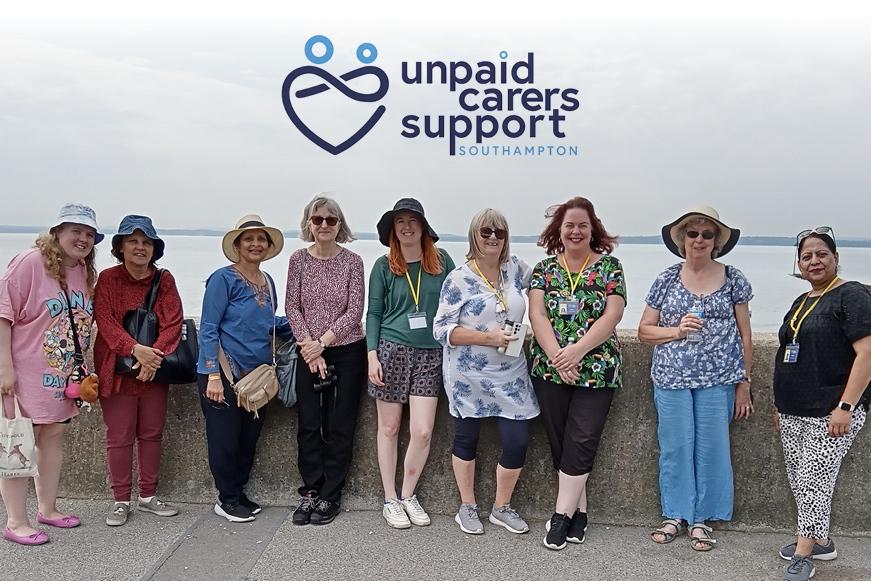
[51,203,104,244]
[221,214,284,263]
[661,205,740,258]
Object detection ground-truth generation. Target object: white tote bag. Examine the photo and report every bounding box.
[0,395,39,478]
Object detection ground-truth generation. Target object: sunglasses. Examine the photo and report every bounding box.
[479,227,507,240]
[797,226,834,244]
[686,230,715,240]
[311,216,340,227]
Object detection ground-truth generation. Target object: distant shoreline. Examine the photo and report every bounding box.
[2,226,869,248]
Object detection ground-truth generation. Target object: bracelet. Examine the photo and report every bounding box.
[743,377,751,383]
[208,373,221,381]
[130,345,137,357]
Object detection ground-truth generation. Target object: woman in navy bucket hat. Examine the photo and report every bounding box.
[93,215,184,526]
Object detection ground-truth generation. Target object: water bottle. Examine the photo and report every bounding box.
[686,298,703,342]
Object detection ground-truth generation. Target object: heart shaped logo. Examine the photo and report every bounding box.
[282,36,389,155]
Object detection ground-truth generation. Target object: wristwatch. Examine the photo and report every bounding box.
[318,339,327,349]
[838,401,856,412]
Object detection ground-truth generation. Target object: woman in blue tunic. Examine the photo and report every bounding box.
[434,208,539,536]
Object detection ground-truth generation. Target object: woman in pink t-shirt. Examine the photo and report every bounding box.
[0,203,103,546]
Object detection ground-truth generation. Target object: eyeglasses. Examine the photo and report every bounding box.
[311,216,340,227]
[686,230,715,240]
[479,227,507,240]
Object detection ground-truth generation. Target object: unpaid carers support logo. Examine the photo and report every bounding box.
[282,38,578,157]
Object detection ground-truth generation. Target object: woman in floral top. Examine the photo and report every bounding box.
[638,205,752,552]
[528,197,626,550]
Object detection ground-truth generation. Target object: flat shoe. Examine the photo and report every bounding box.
[690,522,717,552]
[4,527,50,545]
[651,518,686,544]
[36,512,81,528]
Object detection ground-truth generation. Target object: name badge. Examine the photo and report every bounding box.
[408,311,427,330]
[557,298,579,316]
[784,343,800,363]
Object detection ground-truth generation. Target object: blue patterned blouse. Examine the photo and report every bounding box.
[433,256,540,420]
[645,263,753,389]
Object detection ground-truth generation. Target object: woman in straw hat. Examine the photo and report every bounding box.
[638,205,753,551]
[93,215,183,526]
[197,214,291,523]
[285,195,366,526]
[1,203,103,545]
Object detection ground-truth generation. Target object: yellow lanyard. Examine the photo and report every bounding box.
[405,265,422,312]
[473,259,508,313]
[789,276,839,341]
[560,251,592,295]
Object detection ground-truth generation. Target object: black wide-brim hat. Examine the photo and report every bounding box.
[376,198,439,247]
[661,205,740,258]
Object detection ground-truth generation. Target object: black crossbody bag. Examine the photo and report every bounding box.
[115,269,198,384]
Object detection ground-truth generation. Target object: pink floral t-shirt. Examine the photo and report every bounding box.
[0,248,92,423]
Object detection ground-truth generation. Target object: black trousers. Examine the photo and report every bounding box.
[295,339,366,503]
[198,370,266,505]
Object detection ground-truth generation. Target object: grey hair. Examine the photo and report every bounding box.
[676,217,723,259]
[298,195,357,244]
[466,208,510,264]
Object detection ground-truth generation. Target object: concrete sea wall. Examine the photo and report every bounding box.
[60,331,871,534]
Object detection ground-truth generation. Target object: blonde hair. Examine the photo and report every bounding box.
[466,208,510,264]
[35,229,97,297]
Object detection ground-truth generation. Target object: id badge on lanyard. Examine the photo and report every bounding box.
[784,342,800,363]
[558,298,580,316]
[408,311,427,330]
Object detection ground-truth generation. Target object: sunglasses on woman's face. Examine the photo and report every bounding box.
[479,227,507,240]
[686,230,715,240]
[311,216,339,227]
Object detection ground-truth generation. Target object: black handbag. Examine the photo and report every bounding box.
[115,269,198,384]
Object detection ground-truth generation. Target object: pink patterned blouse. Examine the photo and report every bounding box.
[285,248,365,346]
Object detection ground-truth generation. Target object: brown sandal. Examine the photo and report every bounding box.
[651,519,686,544]
[690,522,717,551]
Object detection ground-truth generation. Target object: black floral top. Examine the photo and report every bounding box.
[529,254,626,388]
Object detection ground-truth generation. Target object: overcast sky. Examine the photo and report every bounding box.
[1,1,869,238]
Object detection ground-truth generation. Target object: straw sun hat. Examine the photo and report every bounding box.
[661,205,740,258]
[221,214,284,263]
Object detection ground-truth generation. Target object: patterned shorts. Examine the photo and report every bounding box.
[368,338,443,403]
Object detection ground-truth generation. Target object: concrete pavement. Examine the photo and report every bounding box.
[3,499,871,581]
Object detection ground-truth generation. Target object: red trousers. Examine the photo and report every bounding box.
[99,385,169,501]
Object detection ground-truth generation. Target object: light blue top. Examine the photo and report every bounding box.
[197,266,292,377]
[645,263,753,389]
[434,256,540,419]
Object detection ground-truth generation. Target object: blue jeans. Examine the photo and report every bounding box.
[653,384,735,523]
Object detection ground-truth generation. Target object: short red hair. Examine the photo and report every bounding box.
[538,197,618,255]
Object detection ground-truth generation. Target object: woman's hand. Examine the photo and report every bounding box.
[772,411,780,432]
[136,366,157,382]
[675,313,702,340]
[132,344,164,371]
[0,365,17,396]
[368,351,384,387]
[205,377,224,402]
[557,368,580,384]
[828,408,853,437]
[733,381,754,419]
[487,327,518,349]
[308,356,328,379]
[298,338,324,364]
[552,342,587,372]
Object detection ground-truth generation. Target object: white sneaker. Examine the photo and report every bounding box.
[382,499,411,529]
[399,494,431,526]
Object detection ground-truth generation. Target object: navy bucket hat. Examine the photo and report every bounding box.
[112,215,165,261]
[376,198,439,247]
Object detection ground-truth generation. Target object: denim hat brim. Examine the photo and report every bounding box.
[112,215,165,261]
[376,198,439,247]
[51,203,104,245]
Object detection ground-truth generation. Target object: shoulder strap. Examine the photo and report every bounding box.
[267,272,277,366]
[63,289,84,367]
[142,268,164,311]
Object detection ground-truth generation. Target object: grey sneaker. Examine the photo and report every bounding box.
[455,503,484,534]
[106,502,130,526]
[780,539,836,561]
[399,495,430,526]
[488,504,529,534]
[783,555,815,581]
[138,497,179,517]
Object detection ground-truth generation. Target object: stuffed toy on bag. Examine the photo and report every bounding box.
[64,373,99,405]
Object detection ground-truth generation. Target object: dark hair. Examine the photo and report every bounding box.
[798,233,836,255]
[234,229,274,249]
[537,197,618,255]
[111,230,160,266]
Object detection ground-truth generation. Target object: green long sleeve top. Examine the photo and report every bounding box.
[366,248,455,351]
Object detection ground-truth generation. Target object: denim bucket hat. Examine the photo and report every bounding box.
[376,198,439,247]
[112,215,165,261]
[50,203,104,244]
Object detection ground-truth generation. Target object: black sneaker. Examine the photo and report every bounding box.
[214,502,255,523]
[292,491,318,525]
[543,512,571,550]
[567,510,588,544]
[239,494,262,515]
[310,499,340,525]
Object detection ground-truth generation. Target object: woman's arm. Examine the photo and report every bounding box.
[153,271,184,354]
[366,259,388,387]
[326,254,366,343]
[93,272,139,358]
[733,302,754,419]
[552,294,625,370]
[284,251,311,341]
[448,326,516,349]
[528,289,561,360]
[0,318,16,395]
[828,334,871,437]
[637,305,683,344]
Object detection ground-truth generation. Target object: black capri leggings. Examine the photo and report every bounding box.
[451,416,530,470]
